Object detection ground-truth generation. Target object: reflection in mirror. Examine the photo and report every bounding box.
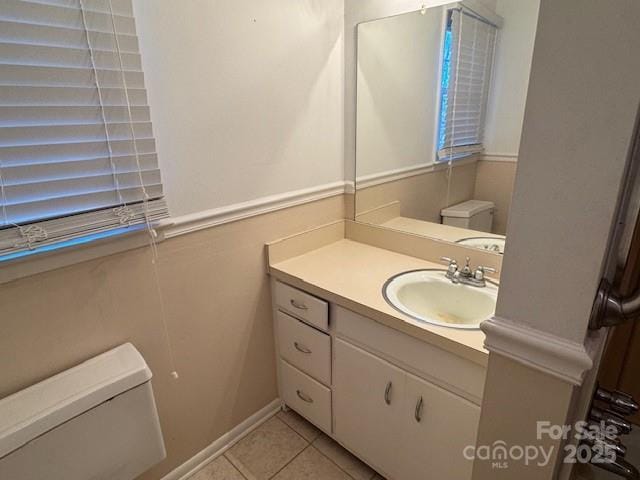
[354,1,540,255]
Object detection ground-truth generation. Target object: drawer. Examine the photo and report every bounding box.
[274,281,329,331]
[280,359,332,434]
[277,311,331,385]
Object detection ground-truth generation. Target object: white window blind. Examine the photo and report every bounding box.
[437,8,498,161]
[0,0,168,258]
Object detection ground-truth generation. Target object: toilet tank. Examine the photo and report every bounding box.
[0,344,166,480]
[441,200,495,232]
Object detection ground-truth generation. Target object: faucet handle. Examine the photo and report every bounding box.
[474,265,497,281]
[440,256,457,266]
[440,257,458,276]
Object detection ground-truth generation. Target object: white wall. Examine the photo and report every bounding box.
[496,0,640,343]
[344,0,498,182]
[345,0,450,183]
[356,9,444,177]
[483,0,540,157]
[133,0,344,217]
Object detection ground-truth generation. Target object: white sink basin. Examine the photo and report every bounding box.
[383,270,498,329]
[456,237,505,254]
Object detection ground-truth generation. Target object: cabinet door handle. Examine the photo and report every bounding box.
[415,396,424,423]
[294,342,312,354]
[384,381,393,405]
[296,390,314,404]
[290,299,308,310]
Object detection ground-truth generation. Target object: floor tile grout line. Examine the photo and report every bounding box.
[221,411,285,480]
[278,411,376,480]
[223,451,256,480]
[266,443,313,480]
[309,442,376,480]
[274,411,315,445]
[215,409,377,480]
[222,413,309,480]
[222,452,250,480]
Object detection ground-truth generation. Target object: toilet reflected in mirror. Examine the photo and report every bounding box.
[353,1,540,254]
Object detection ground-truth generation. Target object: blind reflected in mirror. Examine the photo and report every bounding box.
[353,1,540,256]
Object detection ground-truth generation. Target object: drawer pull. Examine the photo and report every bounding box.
[384,381,393,405]
[296,389,314,404]
[290,299,309,311]
[415,396,424,423]
[294,342,312,354]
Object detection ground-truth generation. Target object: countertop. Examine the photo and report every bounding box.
[380,217,504,243]
[269,238,489,367]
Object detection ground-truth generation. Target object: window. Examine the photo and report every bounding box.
[0,0,168,260]
[437,8,498,161]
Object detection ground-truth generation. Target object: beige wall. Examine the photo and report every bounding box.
[355,158,516,236]
[474,160,517,235]
[356,161,478,223]
[472,353,575,480]
[0,195,345,480]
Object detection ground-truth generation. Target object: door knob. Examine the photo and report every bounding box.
[595,387,640,417]
[590,407,633,436]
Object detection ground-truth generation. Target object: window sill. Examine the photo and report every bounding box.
[435,152,482,165]
[0,225,166,285]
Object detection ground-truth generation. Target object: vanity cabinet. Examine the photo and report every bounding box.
[271,280,485,480]
[399,367,480,479]
[333,339,407,479]
[333,339,479,480]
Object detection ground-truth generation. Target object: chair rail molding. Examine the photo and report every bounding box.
[481,316,594,386]
[162,181,349,239]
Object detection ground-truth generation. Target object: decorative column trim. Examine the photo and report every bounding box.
[481,316,594,386]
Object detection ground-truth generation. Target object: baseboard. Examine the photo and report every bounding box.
[160,398,282,480]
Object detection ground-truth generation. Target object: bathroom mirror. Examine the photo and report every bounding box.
[354,1,540,255]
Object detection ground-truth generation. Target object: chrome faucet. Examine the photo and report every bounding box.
[440,257,497,288]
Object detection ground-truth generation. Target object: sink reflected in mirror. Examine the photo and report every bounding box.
[383,269,498,330]
[456,237,506,255]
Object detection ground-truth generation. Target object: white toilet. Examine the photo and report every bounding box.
[441,200,495,232]
[0,344,166,480]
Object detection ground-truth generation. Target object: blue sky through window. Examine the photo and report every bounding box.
[437,13,454,153]
[0,226,143,263]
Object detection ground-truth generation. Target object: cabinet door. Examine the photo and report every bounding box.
[400,373,481,480]
[333,339,405,479]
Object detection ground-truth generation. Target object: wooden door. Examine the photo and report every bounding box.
[598,187,640,424]
[333,339,405,479]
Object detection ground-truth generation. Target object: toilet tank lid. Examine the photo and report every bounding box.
[441,200,495,218]
[0,343,152,458]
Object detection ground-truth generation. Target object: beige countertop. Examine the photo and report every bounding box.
[380,216,504,243]
[269,238,489,367]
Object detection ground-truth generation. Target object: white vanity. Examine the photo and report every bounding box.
[267,228,495,480]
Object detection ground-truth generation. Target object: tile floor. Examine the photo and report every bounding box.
[188,410,640,480]
[188,409,384,480]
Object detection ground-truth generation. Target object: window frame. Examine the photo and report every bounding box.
[435,6,499,163]
[0,0,169,267]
